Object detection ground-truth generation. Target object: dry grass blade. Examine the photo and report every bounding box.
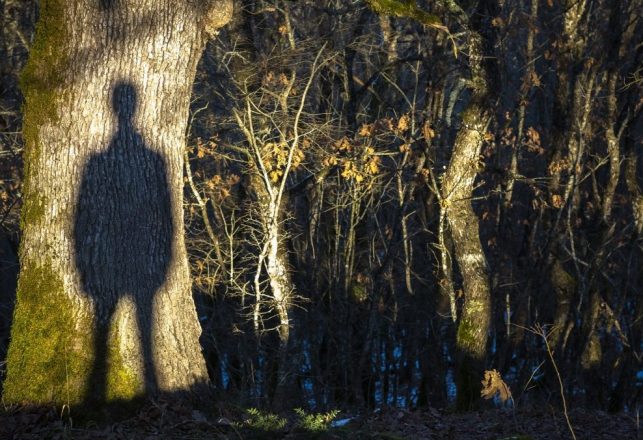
[531,324,577,440]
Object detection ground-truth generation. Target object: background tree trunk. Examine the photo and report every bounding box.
[3,0,231,405]
[442,102,491,410]
[439,0,495,410]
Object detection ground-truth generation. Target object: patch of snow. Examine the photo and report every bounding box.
[331,417,353,427]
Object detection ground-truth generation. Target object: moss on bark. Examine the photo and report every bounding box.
[1,0,95,406]
[19,0,68,229]
[456,313,487,410]
[3,261,93,405]
[3,260,145,405]
[366,0,445,29]
[105,325,144,402]
[456,317,477,348]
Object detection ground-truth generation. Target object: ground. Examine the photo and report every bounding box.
[0,400,639,439]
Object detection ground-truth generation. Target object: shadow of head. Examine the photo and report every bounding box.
[99,0,118,12]
[112,82,137,124]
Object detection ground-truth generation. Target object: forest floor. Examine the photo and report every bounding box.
[1,400,640,440]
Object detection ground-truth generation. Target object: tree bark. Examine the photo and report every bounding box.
[3,0,232,406]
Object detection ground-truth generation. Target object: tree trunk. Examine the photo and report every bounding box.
[442,102,491,411]
[439,0,495,410]
[3,0,232,406]
[253,178,293,407]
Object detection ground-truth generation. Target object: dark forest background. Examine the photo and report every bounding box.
[1,0,641,416]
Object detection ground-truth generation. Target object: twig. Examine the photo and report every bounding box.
[533,324,577,440]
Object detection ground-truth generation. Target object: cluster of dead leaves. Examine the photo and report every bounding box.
[325,114,413,184]
[357,113,411,139]
[480,369,513,403]
[203,173,240,202]
[322,137,380,184]
[525,127,544,155]
[188,137,218,159]
[261,141,305,183]
[551,193,565,209]
[548,158,570,176]
[340,152,380,184]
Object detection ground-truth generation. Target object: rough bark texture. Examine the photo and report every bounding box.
[3,0,231,405]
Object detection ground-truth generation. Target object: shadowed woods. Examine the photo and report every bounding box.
[74,82,172,404]
[0,0,640,429]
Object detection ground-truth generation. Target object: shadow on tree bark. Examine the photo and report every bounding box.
[74,82,172,405]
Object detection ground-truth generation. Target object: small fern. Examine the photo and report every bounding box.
[240,407,287,432]
[294,408,340,433]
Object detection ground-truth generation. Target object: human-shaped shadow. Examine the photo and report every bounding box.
[74,82,173,403]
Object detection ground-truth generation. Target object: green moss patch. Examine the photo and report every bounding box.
[3,261,93,405]
[455,318,484,410]
[456,317,477,349]
[20,192,47,229]
[19,0,69,228]
[366,0,446,29]
[105,326,144,402]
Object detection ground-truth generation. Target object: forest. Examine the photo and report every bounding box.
[0,0,641,438]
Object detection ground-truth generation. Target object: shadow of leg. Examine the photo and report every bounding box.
[86,311,110,407]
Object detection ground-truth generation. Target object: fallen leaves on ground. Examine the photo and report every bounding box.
[0,401,639,439]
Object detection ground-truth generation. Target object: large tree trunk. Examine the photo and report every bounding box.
[3,0,231,406]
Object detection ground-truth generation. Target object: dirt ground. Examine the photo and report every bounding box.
[0,401,640,439]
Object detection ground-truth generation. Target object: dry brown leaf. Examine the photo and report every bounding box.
[335,136,352,152]
[551,194,564,209]
[397,114,410,133]
[359,123,374,137]
[423,121,435,141]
